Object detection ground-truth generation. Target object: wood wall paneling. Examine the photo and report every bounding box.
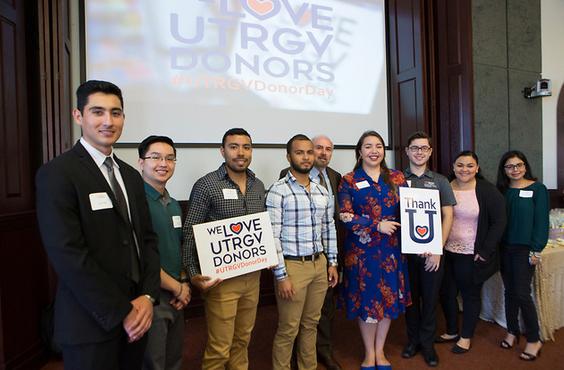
[0,0,32,214]
[434,0,473,175]
[388,0,427,170]
[0,1,73,369]
[0,214,49,370]
[0,1,53,369]
[39,0,72,163]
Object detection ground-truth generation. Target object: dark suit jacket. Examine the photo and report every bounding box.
[279,166,344,262]
[36,141,160,345]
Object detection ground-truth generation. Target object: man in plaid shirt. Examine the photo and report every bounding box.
[266,134,339,370]
[183,128,266,370]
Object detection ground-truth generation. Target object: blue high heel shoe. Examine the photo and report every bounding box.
[377,365,392,370]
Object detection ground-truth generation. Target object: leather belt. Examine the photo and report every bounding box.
[284,252,323,262]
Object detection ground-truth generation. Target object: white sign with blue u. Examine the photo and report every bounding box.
[399,187,443,255]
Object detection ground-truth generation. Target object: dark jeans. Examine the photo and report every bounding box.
[405,254,444,350]
[440,251,483,339]
[500,244,540,343]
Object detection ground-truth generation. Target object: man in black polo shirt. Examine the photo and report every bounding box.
[401,131,456,367]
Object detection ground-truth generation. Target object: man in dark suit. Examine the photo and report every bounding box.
[36,80,160,370]
[280,135,343,370]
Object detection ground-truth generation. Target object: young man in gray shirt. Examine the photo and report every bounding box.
[401,131,456,367]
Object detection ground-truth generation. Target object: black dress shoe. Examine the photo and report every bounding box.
[434,334,459,343]
[317,352,343,370]
[451,343,470,354]
[422,349,439,367]
[401,343,421,358]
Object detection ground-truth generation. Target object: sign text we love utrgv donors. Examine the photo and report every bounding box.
[193,211,278,280]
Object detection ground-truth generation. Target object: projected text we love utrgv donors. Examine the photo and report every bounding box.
[170,0,335,98]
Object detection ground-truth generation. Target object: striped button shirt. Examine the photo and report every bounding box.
[266,171,337,281]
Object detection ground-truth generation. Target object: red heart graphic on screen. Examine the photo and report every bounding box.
[416,226,428,237]
[246,0,275,16]
[230,223,243,234]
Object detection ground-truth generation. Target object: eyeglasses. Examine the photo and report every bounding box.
[408,145,431,153]
[504,162,524,171]
[142,155,177,163]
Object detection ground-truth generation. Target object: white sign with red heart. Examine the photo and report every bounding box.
[399,187,443,255]
[193,211,279,279]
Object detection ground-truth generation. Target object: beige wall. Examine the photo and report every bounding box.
[541,0,564,188]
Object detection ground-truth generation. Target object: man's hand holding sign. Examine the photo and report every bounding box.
[193,211,279,282]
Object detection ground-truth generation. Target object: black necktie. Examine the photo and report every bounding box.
[103,157,129,222]
[103,157,140,282]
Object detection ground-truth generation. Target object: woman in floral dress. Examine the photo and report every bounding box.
[338,131,411,370]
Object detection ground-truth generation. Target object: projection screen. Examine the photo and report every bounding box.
[85,0,389,145]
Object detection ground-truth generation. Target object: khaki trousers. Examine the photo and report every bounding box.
[202,271,260,370]
[272,255,328,370]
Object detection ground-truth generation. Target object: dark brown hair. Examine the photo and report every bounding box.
[354,131,395,192]
[496,150,537,193]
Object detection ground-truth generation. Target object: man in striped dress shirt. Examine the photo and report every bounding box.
[266,134,339,370]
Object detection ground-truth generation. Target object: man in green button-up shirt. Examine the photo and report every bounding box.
[138,135,190,370]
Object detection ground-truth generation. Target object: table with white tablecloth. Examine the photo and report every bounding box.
[480,243,564,341]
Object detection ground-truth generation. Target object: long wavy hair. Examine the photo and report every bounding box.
[496,150,536,193]
[354,130,395,191]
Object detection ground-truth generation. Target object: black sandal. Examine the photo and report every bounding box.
[451,343,470,354]
[500,335,519,349]
[520,349,541,361]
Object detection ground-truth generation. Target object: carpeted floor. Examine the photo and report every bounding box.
[43,304,561,369]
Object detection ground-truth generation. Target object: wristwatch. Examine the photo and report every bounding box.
[143,294,156,304]
[329,262,338,267]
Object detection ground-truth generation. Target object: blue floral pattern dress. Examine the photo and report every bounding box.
[338,167,411,321]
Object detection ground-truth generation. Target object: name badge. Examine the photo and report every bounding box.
[222,188,238,200]
[519,190,533,198]
[89,192,113,211]
[406,180,412,187]
[172,215,182,228]
[356,180,370,189]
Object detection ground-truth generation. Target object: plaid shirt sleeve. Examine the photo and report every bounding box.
[266,183,288,281]
[322,189,338,265]
[182,178,210,279]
